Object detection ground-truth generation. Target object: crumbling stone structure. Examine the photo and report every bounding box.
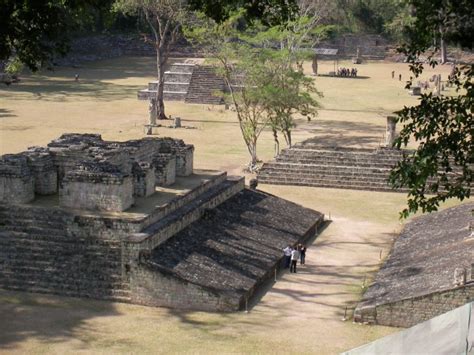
[0,134,323,311]
[0,134,194,212]
[354,203,474,327]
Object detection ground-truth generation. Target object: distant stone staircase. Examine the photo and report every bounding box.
[257,145,412,192]
[138,63,195,102]
[138,64,226,104]
[185,65,225,105]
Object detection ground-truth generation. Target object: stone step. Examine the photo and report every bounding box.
[0,280,131,301]
[163,92,187,101]
[257,176,401,192]
[167,63,195,74]
[164,82,190,92]
[0,225,67,236]
[184,65,225,105]
[278,150,406,160]
[262,162,392,174]
[258,172,391,183]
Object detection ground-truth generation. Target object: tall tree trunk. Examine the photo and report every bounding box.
[273,128,280,157]
[283,129,292,147]
[155,47,167,120]
[247,139,258,171]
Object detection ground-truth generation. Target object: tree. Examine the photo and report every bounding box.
[114,0,188,122]
[389,0,473,218]
[187,10,321,169]
[0,1,73,71]
[263,63,321,151]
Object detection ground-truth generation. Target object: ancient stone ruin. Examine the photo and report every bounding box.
[354,202,474,327]
[138,63,225,108]
[0,134,324,311]
[257,143,411,192]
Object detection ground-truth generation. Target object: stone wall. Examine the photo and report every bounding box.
[0,205,130,301]
[355,285,474,327]
[354,203,474,328]
[60,177,134,212]
[130,264,237,311]
[0,155,35,204]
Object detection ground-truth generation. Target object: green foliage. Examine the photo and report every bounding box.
[187,0,298,25]
[0,1,72,71]
[4,57,24,75]
[187,10,321,169]
[390,0,473,218]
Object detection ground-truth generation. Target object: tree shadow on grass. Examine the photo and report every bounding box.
[0,290,120,350]
[1,79,144,102]
[0,109,16,118]
[294,119,385,147]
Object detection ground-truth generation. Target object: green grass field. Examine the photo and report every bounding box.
[0,57,465,354]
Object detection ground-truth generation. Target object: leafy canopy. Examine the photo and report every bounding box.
[390,0,473,218]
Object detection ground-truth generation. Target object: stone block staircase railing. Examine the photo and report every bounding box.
[257,145,412,192]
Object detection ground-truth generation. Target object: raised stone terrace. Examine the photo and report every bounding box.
[0,134,323,311]
[138,64,227,105]
[355,202,474,327]
[258,142,411,192]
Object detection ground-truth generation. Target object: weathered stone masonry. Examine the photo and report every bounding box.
[0,134,323,311]
[355,203,474,327]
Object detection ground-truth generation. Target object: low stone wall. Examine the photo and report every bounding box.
[355,285,474,327]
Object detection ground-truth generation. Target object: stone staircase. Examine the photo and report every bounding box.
[138,63,195,102]
[258,146,411,192]
[130,174,245,251]
[185,65,225,105]
[0,205,131,301]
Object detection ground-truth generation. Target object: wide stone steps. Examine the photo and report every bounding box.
[263,162,392,174]
[0,279,131,301]
[185,66,225,104]
[257,175,402,192]
[257,147,409,192]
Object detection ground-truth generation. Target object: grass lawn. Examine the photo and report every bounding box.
[0,57,465,354]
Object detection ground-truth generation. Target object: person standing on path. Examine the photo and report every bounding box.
[299,244,307,265]
[290,247,300,273]
[283,245,292,269]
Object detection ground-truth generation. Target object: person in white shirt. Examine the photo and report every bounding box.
[283,245,292,269]
[290,247,300,273]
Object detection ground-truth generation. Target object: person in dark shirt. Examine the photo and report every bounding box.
[299,244,307,265]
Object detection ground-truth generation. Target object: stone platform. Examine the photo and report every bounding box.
[0,134,324,311]
[258,143,410,192]
[355,202,474,327]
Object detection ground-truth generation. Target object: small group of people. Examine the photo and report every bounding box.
[337,67,357,77]
[283,244,307,273]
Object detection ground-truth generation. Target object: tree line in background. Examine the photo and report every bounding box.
[0,0,424,72]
